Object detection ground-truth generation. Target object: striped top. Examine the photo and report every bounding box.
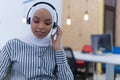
[0,38,73,80]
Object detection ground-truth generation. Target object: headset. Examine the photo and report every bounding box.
[26,2,58,29]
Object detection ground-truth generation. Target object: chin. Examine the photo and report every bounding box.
[35,35,46,39]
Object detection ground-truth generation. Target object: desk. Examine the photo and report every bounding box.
[74,52,120,80]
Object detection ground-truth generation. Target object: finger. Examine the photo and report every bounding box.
[56,30,62,42]
[57,27,62,37]
[51,35,55,43]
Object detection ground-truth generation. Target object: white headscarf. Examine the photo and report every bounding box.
[19,2,56,46]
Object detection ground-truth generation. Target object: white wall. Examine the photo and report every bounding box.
[0,0,62,49]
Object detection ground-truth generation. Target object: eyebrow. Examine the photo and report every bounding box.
[34,16,40,19]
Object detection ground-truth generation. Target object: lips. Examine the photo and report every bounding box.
[35,31,44,36]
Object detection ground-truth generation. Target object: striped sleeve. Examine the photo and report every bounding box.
[0,42,11,80]
[55,50,74,80]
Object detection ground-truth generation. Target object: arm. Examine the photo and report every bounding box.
[55,50,74,80]
[0,43,11,80]
[51,26,74,80]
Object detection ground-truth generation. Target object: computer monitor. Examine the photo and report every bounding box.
[91,33,113,54]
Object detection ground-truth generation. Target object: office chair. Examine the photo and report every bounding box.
[76,45,93,69]
[64,47,93,80]
[81,45,94,80]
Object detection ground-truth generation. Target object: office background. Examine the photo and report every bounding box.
[62,0,120,51]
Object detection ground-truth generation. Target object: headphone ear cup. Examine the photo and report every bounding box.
[53,22,57,29]
[27,17,31,24]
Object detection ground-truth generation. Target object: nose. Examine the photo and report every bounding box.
[38,22,45,29]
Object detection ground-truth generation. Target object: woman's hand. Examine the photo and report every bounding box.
[51,26,62,51]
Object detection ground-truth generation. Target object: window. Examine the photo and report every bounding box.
[104,0,116,45]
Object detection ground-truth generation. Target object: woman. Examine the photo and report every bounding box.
[0,2,73,80]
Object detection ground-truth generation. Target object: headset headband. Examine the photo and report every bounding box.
[33,2,56,10]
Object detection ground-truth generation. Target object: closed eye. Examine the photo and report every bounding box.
[45,19,52,25]
[33,16,40,23]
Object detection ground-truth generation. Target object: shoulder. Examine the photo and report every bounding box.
[4,38,23,47]
[1,38,24,51]
[6,38,20,44]
[1,38,21,54]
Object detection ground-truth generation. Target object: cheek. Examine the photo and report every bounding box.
[46,26,52,34]
[31,24,35,31]
[31,22,38,30]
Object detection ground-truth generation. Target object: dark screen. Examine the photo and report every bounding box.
[91,33,113,53]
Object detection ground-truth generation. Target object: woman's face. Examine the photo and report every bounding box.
[31,8,52,38]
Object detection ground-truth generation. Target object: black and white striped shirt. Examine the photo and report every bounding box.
[0,38,73,80]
